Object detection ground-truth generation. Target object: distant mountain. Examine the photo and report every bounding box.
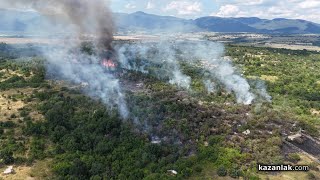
[194,17,258,33]
[1,9,320,34]
[248,18,320,34]
[192,16,320,34]
[0,9,36,31]
[115,11,197,32]
[116,12,320,34]
[0,9,69,35]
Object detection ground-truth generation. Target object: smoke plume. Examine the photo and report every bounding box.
[117,41,191,89]
[116,40,261,105]
[0,0,129,118]
[0,0,114,49]
[0,1,271,117]
[44,46,129,118]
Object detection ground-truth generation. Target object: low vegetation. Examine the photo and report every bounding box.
[0,43,319,179]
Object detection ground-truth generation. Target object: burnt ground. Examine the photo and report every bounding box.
[120,79,150,94]
[291,136,320,157]
[282,141,300,155]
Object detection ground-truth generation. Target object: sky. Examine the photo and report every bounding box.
[111,0,320,23]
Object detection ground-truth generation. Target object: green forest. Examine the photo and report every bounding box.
[0,42,320,179]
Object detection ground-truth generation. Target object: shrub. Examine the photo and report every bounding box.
[308,162,318,171]
[229,167,240,178]
[193,165,203,173]
[10,114,17,118]
[0,121,16,128]
[249,175,261,180]
[217,166,227,176]
[288,153,301,163]
[0,149,14,164]
[307,172,316,180]
[181,168,192,177]
[20,110,29,117]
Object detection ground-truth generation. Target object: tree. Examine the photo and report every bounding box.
[0,149,14,164]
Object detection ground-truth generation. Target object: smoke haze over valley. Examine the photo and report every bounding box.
[1,1,320,180]
[0,1,272,118]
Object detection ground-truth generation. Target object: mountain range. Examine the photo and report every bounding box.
[1,9,320,34]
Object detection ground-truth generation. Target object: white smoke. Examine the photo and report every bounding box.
[116,40,261,105]
[43,45,129,118]
[254,80,272,102]
[0,0,129,118]
[177,41,256,104]
[0,1,271,117]
[203,79,216,94]
[116,41,192,89]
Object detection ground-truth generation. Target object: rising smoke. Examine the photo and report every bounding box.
[117,41,191,89]
[203,79,216,94]
[0,0,129,118]
[116,40,260,104]
[0,1,271,119]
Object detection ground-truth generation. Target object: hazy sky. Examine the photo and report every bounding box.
[111,0,320,23]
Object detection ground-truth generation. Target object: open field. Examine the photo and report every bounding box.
[204,33,320,52]
[0,35,158,45]
[1,33,320,52]
[0,37,61,45]
[239,43,320,52]
[265,43,320,51]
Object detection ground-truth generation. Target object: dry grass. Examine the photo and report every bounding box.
[0,69,43,121]
[0,68,51,180]
[0,166,33,180]
[0,88,44,122]
[29,160,53,179]
[310,109,320,116]
[0,92,25,122]
[260,75,279,83]
[0,69,25,83]
[0,38,61,45]
[0,160,52,180]
[265,43,320,52]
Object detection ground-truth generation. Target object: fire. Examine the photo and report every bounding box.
[102,59,116,68]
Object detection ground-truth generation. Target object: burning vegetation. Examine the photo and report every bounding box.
[0,0,271,118]
[100,49,118,71]
[1,39,320,179]
[2,1,320,180]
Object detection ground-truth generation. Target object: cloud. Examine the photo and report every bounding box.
[164,1,202,15]
[212,5,240,17]
[208,0,320,23]
[146,1,154,9]
[125,3,136,9]
[299,0,320,8]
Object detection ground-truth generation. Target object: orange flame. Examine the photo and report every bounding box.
[102,59,116,68]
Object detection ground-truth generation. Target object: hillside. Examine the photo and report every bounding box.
[115,11,197,32]
[120,13,320,34]
[1,41,320,179]
[1,9,320,34]
[0,9,68,35]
